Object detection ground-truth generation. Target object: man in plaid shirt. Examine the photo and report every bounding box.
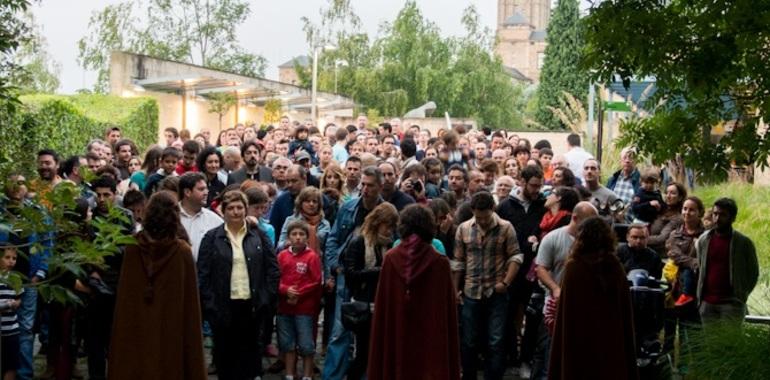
[452,191,523,380]
[606,147,640,204]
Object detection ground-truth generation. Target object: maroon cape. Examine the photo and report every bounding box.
[549,253,639,380]
[367,236,461,380]
[108,232,206,380]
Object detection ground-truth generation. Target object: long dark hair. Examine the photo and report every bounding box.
[570,216,617,259]
[143,191,188,242]
[141,146,163,175]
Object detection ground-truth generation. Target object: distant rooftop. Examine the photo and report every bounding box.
[529,30,547,42]
[607,81,657,110]
[503,12,530,27]
[278,55,311,69]
[503,65,532,83]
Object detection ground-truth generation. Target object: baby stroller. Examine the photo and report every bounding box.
[627,269,673,379]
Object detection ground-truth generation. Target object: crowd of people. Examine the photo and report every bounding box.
[0,113,760,380]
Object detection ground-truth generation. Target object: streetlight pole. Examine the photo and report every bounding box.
[311,47,319,124]
[311,45,337,125]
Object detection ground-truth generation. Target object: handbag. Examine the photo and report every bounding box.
[341,300,371,331]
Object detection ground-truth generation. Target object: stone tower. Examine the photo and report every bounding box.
[497,0,550,31]
[495,0,551,83]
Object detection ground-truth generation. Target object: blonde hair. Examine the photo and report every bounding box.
[320,163,346,193]
[361,203,399,243]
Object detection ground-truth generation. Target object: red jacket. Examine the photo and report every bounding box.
[277,246,322,315]
[175,162,198,175]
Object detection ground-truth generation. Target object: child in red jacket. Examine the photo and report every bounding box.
[277,220,322,380]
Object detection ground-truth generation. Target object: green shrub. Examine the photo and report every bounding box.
[0,94,158,175]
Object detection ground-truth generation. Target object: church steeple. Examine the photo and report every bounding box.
[498,0,550,31]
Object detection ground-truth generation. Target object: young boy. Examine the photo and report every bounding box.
[630,170,665,223]
[244,186,275,244]
[175,140,201,175]
[276,220,322,380]
[288,125,315,161]
[1,243,22,380]
[143,147,180,197]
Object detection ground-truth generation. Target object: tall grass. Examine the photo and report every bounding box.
[688,316,770,379]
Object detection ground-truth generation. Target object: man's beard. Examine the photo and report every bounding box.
[38,169,54,181]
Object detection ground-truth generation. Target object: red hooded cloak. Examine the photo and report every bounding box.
[367,235,461,380]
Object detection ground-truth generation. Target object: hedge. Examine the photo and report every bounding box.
[0,94,158,175]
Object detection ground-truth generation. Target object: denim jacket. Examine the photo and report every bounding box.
[277,213,331,254]
[323,196,382,280]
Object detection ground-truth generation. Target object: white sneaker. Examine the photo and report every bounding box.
[519,362,532,379]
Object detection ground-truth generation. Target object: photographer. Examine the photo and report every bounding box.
[399,163,430,204]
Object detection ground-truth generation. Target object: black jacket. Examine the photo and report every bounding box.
[206,177,226,208]
[197,224,279,326]
[497,192,547,278]
[343,235,385,303]
[227,165,274,185]
[616,243,662,279]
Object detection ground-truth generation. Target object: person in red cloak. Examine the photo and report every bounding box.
[548,216,638,380]
[367,204,461,380]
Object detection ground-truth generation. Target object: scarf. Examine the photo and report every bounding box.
[540,210,571,236]
[364,234,392,269]
[301,212,322,254]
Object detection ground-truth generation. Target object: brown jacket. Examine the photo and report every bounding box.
[108,232,206,380]
[665,224,704,270]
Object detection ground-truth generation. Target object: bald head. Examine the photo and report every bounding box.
[286,164,307,195]
[572,201,598,223]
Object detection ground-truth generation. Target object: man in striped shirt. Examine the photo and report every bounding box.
[452,191,523,380]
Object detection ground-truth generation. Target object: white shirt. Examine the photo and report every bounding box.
[564,147,594,180]
[179,203,224,262]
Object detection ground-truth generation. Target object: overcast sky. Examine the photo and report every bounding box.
[33,1,508,94]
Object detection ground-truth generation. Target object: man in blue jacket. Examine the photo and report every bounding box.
[606,147,641,205]
[323,166,384,380]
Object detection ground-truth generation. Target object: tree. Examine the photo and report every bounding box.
[583,0,770,182]
[9,11,61,94]
[302,1,526,129]
[0,0,32,104]
[78,0,266,93]
[206,92,236,129]
[535,0,587,130]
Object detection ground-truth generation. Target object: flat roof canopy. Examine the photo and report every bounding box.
[133,73,355,111]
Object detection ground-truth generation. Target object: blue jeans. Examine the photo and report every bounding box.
[461,292,509,380]
[679,267,695,296]
[322,273,352,380]
[531,318,551,380]
[277,314,316,356]
[17,288,37,380]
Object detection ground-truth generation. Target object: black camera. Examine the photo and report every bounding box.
[412,180,423,193]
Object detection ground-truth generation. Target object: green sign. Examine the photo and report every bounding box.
[603,101,631,112]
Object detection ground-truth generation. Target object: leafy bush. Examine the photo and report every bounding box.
[0,94,158,175]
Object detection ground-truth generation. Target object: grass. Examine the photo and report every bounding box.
[693,182,770,315]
